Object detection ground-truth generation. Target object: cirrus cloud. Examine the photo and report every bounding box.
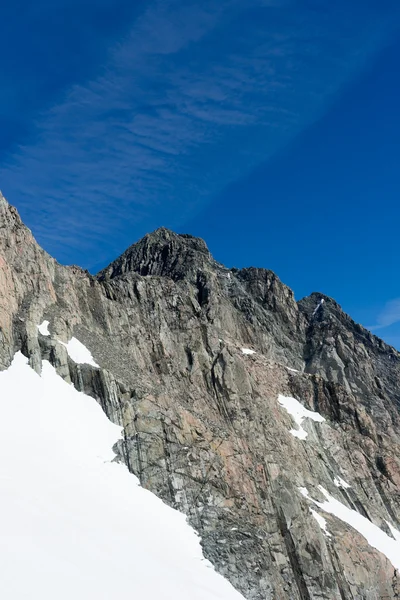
[1,0,400,270]
[369,298,400,331]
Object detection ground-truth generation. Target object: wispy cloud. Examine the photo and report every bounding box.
[369,299,400,331]
[1,0,399,269]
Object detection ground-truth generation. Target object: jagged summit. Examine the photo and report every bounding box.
[299,290,399,356]
[0,192,396,361]
[0,191,23,228]
[97,226,212,281]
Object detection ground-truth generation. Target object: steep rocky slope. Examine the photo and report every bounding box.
[1,192,400,599]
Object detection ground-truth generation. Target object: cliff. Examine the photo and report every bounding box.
[1,192,400,599]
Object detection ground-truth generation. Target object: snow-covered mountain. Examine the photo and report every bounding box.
[2,192,400,599]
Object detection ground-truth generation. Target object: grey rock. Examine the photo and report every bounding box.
[1,192,400,599]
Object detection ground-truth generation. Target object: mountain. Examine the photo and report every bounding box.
[1,192,400,599]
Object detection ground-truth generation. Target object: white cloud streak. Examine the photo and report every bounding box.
[1,0,399,268]
[370,298,400,331]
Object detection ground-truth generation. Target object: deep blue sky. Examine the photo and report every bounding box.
[1,0,400,347]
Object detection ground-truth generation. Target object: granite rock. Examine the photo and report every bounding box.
[1,192,400,599]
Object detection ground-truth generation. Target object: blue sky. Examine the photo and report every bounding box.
[1,0,400,347]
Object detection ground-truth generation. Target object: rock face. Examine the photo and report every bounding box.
[2,192,400,599]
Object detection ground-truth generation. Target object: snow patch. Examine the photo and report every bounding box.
[59,337,99,367]
[310,508,331,538]
[241,348,256,356]
[312,298,325,316]
[38,320,50,336]
[285,366,299,373]
[334,477,351,489]
[300,485,400,570]
[277,395,325,440]
[0,352,244,600]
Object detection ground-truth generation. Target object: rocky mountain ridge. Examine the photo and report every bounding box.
[1,192,400,599]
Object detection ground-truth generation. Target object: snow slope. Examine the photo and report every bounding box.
[0,352,244,600]
[300,486,400,570]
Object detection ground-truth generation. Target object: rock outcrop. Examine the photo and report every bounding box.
[1,192,400,599]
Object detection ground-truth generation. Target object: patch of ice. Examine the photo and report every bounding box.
[241,348,256,356]
[286,367,299,373]
[0,352,244,600]
[310,508,331,538]
[37,320,50,336]
[59,337,99,367]
[299,487,310,498]
[334,477,351,489]
[300,485,400,570]
[277,394,325,440]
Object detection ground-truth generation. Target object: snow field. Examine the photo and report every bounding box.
[0,352,244,600]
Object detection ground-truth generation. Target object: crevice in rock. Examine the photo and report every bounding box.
[276,507,311,600]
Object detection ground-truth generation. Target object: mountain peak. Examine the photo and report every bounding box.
[144,227,209,253]
[0,192,30,235]
[97,227,211,281]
